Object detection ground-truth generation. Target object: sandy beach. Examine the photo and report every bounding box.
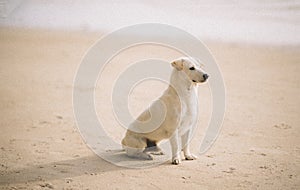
[0,27,299,189]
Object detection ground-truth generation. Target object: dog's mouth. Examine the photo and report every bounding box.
[192,79,208,83]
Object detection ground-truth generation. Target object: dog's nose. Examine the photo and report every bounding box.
[203,74,209,80]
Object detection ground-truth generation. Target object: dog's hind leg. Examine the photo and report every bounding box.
[125,147,153,160]
[144,139,164,155]
[123,136,153,160]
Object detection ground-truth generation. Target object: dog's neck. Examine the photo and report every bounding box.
[170,69,197,93]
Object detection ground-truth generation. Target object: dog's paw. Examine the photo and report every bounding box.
[150,151,164,155]
[137,152,154,160]
[185,154,197,160]
[144,153,154,160]
[145,146,164,155]
[172,158,181,165]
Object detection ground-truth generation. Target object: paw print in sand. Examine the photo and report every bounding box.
[273,123,291,129]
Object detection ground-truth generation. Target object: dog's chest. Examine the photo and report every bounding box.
[180,88,198,126]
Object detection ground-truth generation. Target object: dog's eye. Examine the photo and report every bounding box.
[189,67,195,70]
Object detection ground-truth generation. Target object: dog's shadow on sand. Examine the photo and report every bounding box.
[1,150,171,185]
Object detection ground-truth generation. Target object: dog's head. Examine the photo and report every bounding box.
[171,57,209,83]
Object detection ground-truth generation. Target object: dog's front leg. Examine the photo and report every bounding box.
[170,130,181,165]
[181,130,197,160]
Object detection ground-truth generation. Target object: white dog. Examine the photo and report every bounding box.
[122,57,209,164]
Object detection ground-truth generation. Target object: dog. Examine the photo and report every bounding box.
[122,57,209,164]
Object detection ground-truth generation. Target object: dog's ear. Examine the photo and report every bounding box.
[171,59,183,71]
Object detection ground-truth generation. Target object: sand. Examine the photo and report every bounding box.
[0,28,299,189]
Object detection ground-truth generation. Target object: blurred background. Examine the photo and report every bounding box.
[1,0,299,46]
